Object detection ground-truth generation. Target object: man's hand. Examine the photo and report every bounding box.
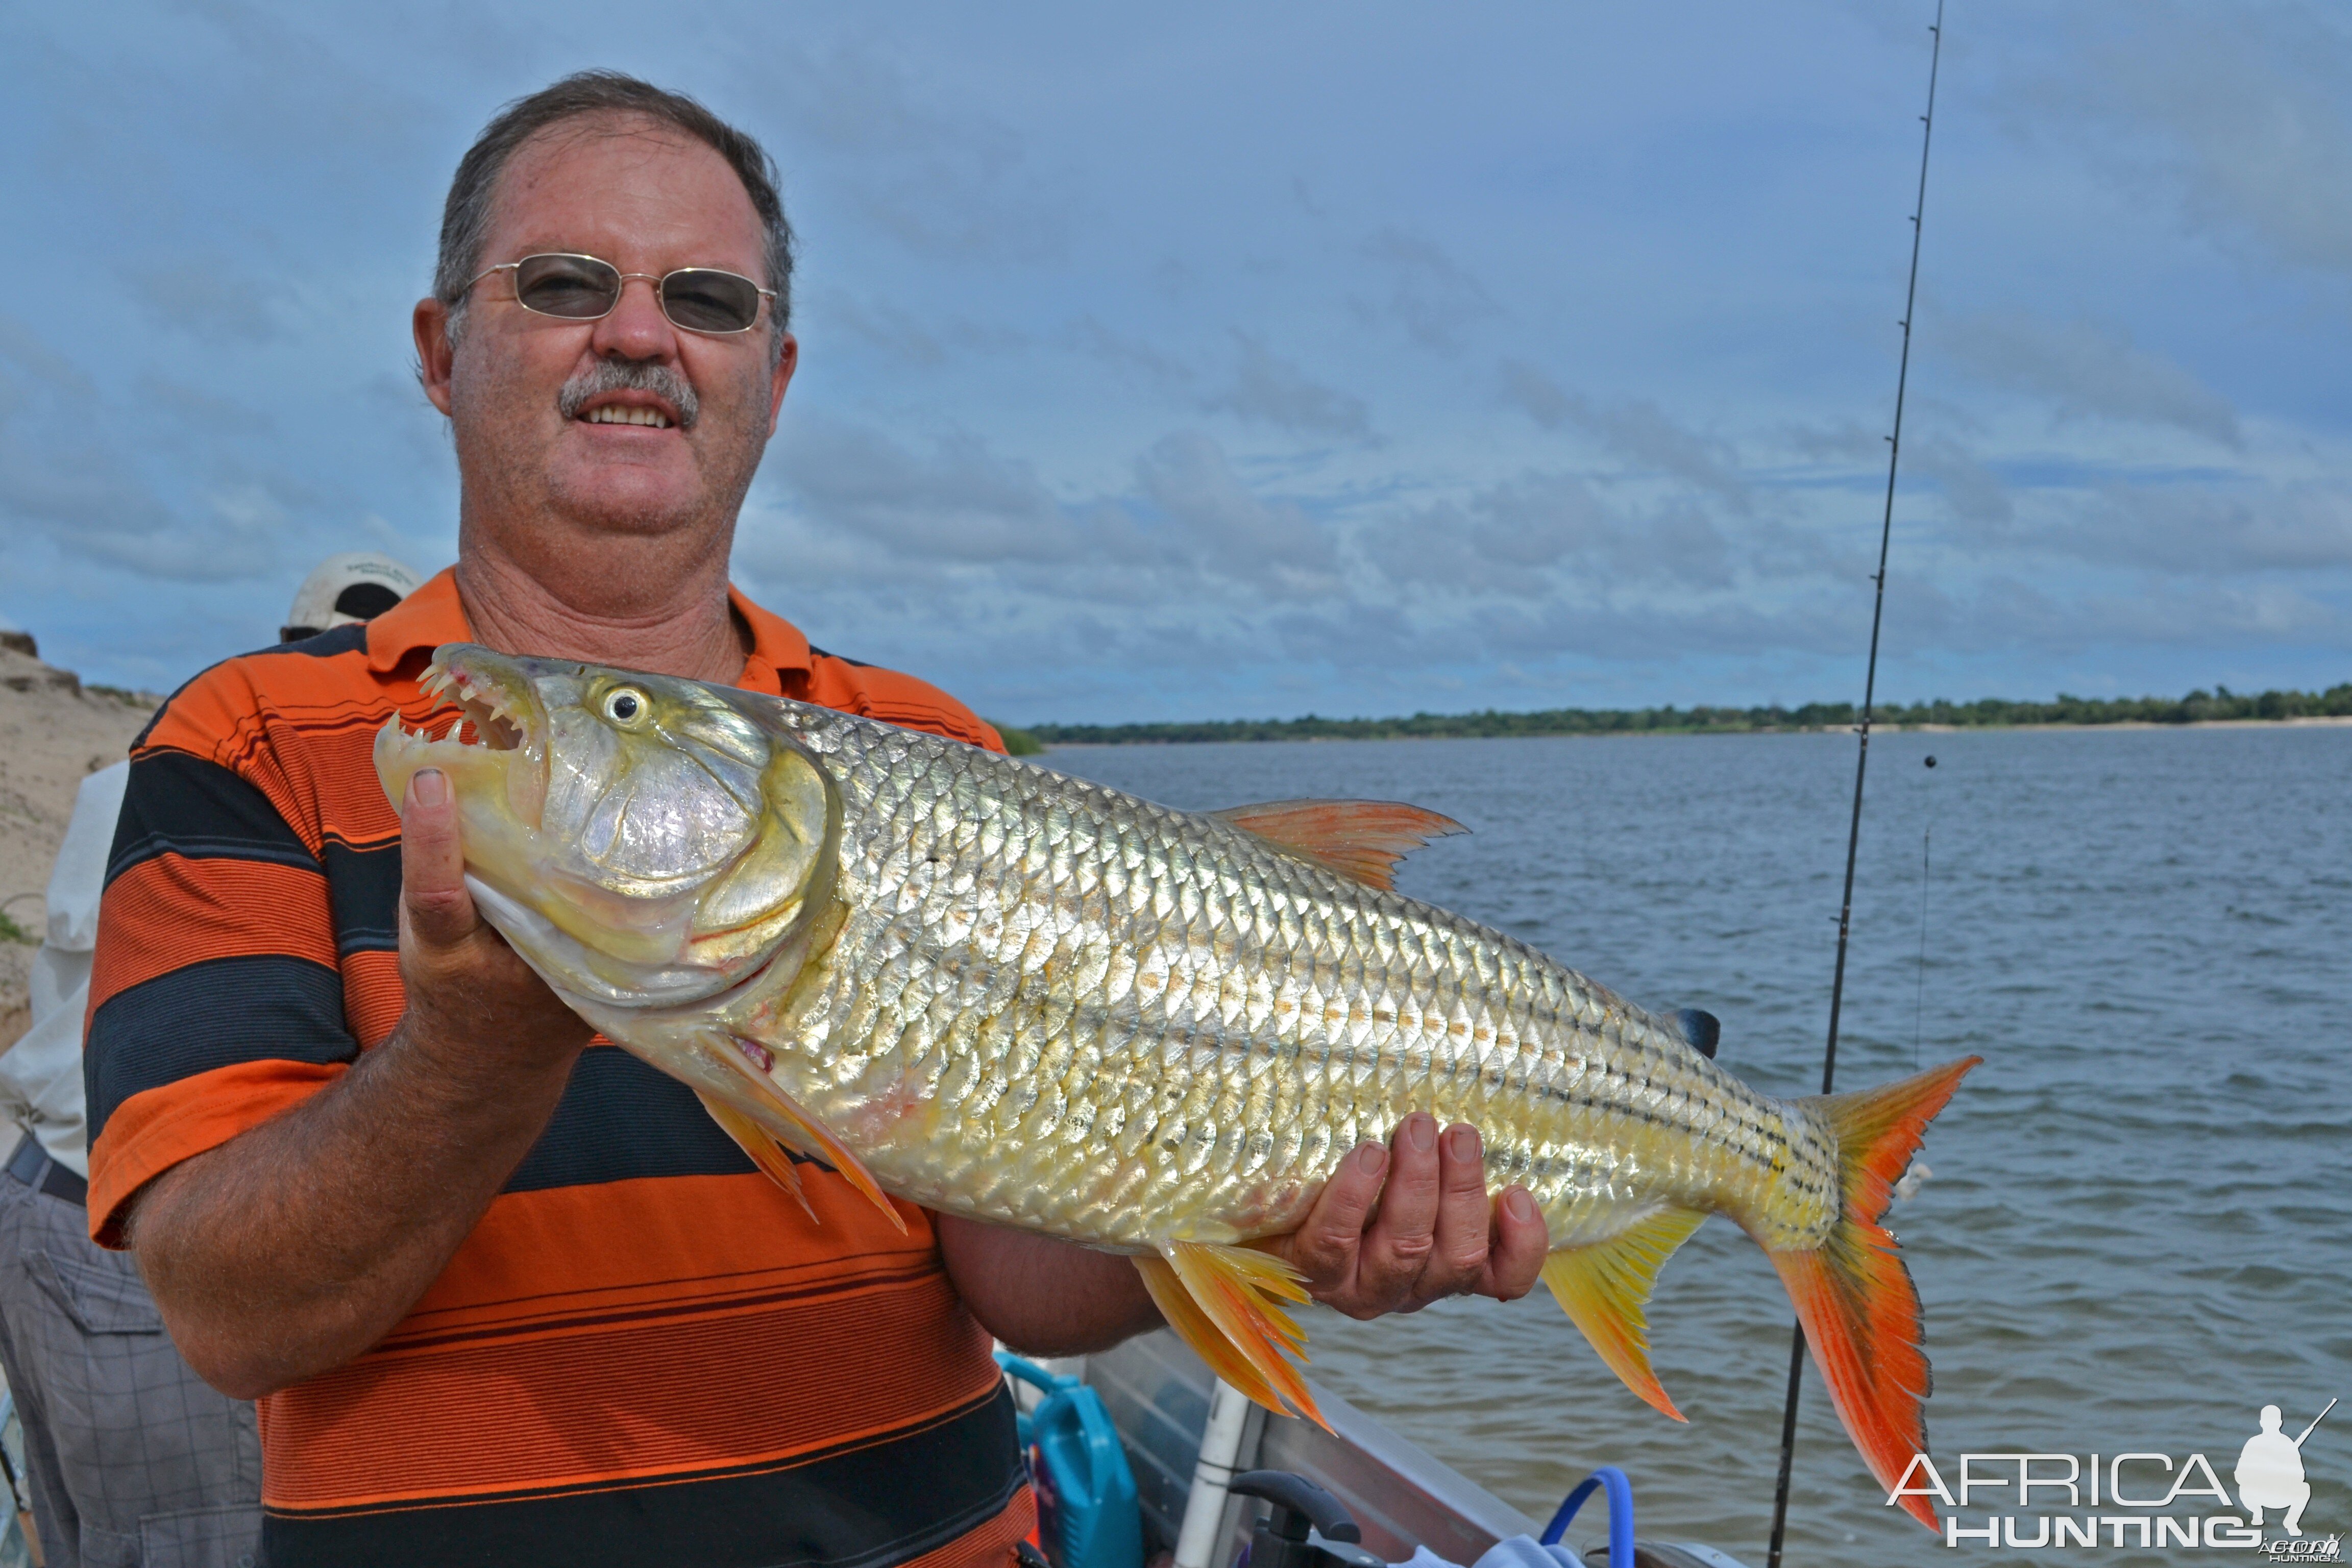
[396,767,593,1075]
[1265,1115,1548,1317]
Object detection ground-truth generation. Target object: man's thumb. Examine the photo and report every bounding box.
[401,769,475,946]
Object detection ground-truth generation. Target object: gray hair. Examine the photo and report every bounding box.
[434,70,795,364]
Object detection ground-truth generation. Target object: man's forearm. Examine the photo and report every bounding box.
[936,1217,1164,1357]
[131,1021,580,1399]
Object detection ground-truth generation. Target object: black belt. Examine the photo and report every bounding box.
[7,1134,88,1207]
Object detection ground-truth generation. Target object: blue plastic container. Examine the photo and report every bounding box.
[996,1353,1144,1568]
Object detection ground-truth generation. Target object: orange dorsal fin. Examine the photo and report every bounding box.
[710,1035,908,1234]
[696,1090,818,1222]
[1133,1241,1328,1429]
[1539,1205,1707,1422]
[1212,799,1466,891]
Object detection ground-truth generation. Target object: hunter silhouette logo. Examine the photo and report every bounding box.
[1888,1396,2337,1551]
[2238,1401,2330,1537]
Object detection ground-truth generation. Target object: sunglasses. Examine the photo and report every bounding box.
[464,253,775,336]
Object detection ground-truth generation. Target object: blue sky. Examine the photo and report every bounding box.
[4,2,2347,722]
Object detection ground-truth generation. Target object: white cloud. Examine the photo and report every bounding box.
[1202,335,1371,440]
[1500,361,1753,509]
[2069,480,2352,574]
[1133,431,1340,589]
[731,32,1073,263]
[1941,310,2241,446]
[1352,229,1501,353]
[128,260,290,345]
[2050,3,2352,275]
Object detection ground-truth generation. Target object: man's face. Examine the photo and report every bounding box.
[418,115,796,548]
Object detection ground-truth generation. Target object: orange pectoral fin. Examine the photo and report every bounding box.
[696,1091,817,1222]
[1142,1240,1327,1430]
[712,1035,907,1234]
[1539,1206,1706,1423]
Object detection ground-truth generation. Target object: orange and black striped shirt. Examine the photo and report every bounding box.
[86,570,1033,1568]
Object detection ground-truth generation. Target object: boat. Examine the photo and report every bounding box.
[1005,1332,1757,1568]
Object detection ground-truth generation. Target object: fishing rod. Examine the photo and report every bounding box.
[1764,5,1946,1564]
[2295,1399,2337,1447]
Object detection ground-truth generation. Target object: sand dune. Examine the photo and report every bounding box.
[0,636,157,1048]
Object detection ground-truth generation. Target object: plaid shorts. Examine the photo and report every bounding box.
[0,1138,259,1568]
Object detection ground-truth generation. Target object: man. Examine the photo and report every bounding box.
[0,762,258,1568]
[0,555,416,1568]
[86,73,1547,1568]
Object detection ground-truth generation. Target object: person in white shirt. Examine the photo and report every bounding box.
[0,763,121,1197]
[0,554,415,1568]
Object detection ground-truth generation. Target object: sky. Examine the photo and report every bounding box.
[4,2,2348,723]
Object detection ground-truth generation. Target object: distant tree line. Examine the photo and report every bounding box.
[1013,681,2352,748]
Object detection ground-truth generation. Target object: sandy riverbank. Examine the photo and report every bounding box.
[1900,715,2352,731]
[0,639,157,1048]
[1040,713,2352,748]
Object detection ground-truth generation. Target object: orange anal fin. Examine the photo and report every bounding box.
[1133,1255,1287,1416]
[1539,1206,1705,1423]
[1776,1054,1984,1533]
[696,1091,817,1223]
[1157,1240,1326,1430]
[1210,799,1465,891]
[713,1035,906,1235]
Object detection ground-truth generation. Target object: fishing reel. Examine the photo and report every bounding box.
[1229,1471,1384,1568]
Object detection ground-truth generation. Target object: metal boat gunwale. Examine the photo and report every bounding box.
[1022,1329,1535,1566]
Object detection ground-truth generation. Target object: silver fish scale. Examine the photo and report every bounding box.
[748,706,1843,1253]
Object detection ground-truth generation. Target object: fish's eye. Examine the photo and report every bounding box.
[602,687,649,725]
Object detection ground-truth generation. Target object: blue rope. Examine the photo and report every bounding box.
[1540,1466,1634,1568]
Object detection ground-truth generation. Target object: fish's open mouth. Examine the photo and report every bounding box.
[375,646,551,829]
[409,657,530,751]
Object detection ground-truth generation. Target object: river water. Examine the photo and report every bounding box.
[1044,727,2351,1566]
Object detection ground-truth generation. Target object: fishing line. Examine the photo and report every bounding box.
[1914,755,1937,1071]
[1765,7,1945,1565]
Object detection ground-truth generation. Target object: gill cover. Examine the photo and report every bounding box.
[510,663,838,1006]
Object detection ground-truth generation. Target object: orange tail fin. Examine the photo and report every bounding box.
[1768,1056,1981,1532]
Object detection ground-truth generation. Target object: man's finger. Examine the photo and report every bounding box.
[1482,1186,1549,1303]
[1286,1141,1386,1292]
[1355,1113,1441,1305]
[1423,1123,1494,1295]
[400,769,476,948]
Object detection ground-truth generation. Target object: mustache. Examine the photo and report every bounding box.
[557,359,700,429]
